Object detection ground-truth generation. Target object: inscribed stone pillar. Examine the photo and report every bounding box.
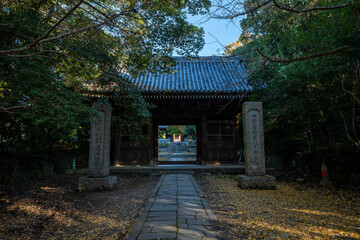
[88,102,112,177]
[243,102,265,176]
[237,102,276,189]
[78,101,116,191]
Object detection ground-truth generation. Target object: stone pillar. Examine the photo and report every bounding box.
[237,102,276,189]
[78,102,117,191]
[320,163,332,187]
[243,102,265,176]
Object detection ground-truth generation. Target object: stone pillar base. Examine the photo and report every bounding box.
[237,175,276,189]
[320,180,332,187]
[78,176,117,191]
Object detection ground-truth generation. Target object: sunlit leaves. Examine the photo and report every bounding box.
[198,175,360,240]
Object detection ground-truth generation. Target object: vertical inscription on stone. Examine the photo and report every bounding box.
[249,110,261,166]
[93,112,104,169]
[243,102,266,176]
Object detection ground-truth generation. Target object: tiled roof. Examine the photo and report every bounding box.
[129,56,250,93]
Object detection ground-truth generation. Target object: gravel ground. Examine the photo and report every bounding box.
[0,174,159,240]
[195,174,360,240]
[2,173,359,240]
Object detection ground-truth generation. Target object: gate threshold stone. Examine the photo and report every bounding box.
[110,165,253,175]
[128,174,218,240]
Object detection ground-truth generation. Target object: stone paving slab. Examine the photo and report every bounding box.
[128,174,218,240]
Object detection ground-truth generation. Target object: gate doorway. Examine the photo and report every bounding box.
[157,125,197,165]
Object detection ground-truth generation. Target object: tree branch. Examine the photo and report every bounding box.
[352,5,360,32]
[34,0,85,45]
[226,0,272,18]
[213,0,351,19]
[0,2,135,56]
[270,0,351,14]
[0,1,84,55]
[83,1,132,33]
[5,50,54,58]
[216,59,268,113]
[0,106,30,114]
[45,50,132,87]
[236,46,349,64]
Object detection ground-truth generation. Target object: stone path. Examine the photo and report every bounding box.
[128,174,218,240]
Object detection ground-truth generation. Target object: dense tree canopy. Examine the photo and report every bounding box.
[0,0,210,182]
[184,125,196,139]
[166,126,184,136]
[220,0,360,181]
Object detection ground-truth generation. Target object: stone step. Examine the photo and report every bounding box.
[158,154,197,159]
[158,160,198,164]
[159,171,195,175]
[110,165,261,175]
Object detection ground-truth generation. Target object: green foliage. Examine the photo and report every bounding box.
[0,0,210,182]
[184,125,196,139]
[158,142,170,147]
[166,126,184,136]
[226,0,360,181]
[158,129,166,139]
[112,79,152,143]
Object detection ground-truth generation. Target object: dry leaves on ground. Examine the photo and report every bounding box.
[196,175,360,240]
[0,174,159,240]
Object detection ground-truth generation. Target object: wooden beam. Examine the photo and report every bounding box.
[234,113,241,164]
[154,123,159,165]
[148,119,154,166]
[201,115,207,165]
[114,117,121,166]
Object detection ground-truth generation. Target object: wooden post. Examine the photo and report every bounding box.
[201,116,207,165]
[234,113,241,164]
[352,5,360,33]
[196,120,201,165]
[148,119,154,166]
[114,117,121,166]
[154,122,158,165]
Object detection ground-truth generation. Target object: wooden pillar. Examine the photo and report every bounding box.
[148,119,154,166]
[114,117,121,166]
[201,116,207,165]
[154,122,158,165]
[196,120,201,165]
[234,113,241,164]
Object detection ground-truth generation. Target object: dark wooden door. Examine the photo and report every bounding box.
[206,121,236,164]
